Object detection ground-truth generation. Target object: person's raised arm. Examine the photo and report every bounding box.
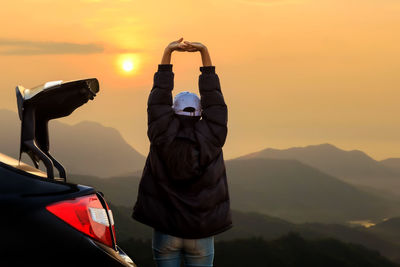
[147,38,189,143]
[184,41,227,147]
[161,37,189,64]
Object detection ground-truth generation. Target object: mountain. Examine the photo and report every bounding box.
[69,174,141,207]
[226,158,400,223]
[69,157,400,224]
[381,158,400,174]
[217,210,394,251]
[213,234,398,267]
[369,218,400,252]
[119,233,399,267]
[61,163,400,263]
[49,120,145,177]
[108,204,153,241]
[0,109,145,177]
[110,206,400,264]
[240,143,400,195]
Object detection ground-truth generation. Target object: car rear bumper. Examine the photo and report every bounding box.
[91,239,136,267]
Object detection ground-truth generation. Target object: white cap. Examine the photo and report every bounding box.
[172,91,201,116]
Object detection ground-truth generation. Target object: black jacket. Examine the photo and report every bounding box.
[132,64,232,238]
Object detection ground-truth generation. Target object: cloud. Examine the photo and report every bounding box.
[0,39,104,55]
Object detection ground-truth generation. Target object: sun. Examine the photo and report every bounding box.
[122,59,134,72]
[116,53,140,75]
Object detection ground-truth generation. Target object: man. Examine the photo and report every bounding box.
[132,38,232,267]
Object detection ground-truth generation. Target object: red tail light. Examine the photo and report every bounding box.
[46,194,115,247]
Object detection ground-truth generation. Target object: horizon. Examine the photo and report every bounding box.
[2,107,398,162]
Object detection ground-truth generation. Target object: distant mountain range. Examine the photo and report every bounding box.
[110,204,400,263]
[369,217,400,251]
[240,143,400,195]
[119,233,399,267]
[69,156,400,224]
[0,109,145,177]
[3,107,400,222]
[212,233,398,267]
[217,212,400,263]
[226,158,400,223]
[3,107,400,195]
[381,158,400,174]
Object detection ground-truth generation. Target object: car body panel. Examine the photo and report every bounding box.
[0,153,136,267]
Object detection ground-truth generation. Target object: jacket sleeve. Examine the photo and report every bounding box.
[197,66,228,147]
[147,64,176,143]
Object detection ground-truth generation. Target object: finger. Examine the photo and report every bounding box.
[178,44,188,50]
[183,44,195,49]
[171,38,183,45]
[186,42,200,48]
[184,47,196,52]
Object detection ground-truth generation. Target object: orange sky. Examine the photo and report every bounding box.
[0,0,400,160]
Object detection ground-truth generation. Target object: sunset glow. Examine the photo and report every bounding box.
[122,59,134,72]
[116,54,139,75]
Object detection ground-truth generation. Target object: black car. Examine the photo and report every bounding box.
[0,79,136,266]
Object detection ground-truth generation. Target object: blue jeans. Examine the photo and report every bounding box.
[152,230,214,267]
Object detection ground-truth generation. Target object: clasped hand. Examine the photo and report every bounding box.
[166,38,206,53]
[162,37,212,66]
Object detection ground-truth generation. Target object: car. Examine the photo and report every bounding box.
[0,79,136,266]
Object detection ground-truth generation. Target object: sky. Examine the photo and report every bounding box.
[0,0,400,160]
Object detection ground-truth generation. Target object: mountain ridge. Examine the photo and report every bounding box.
[238,143,400,195]
[0,109,146,177]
